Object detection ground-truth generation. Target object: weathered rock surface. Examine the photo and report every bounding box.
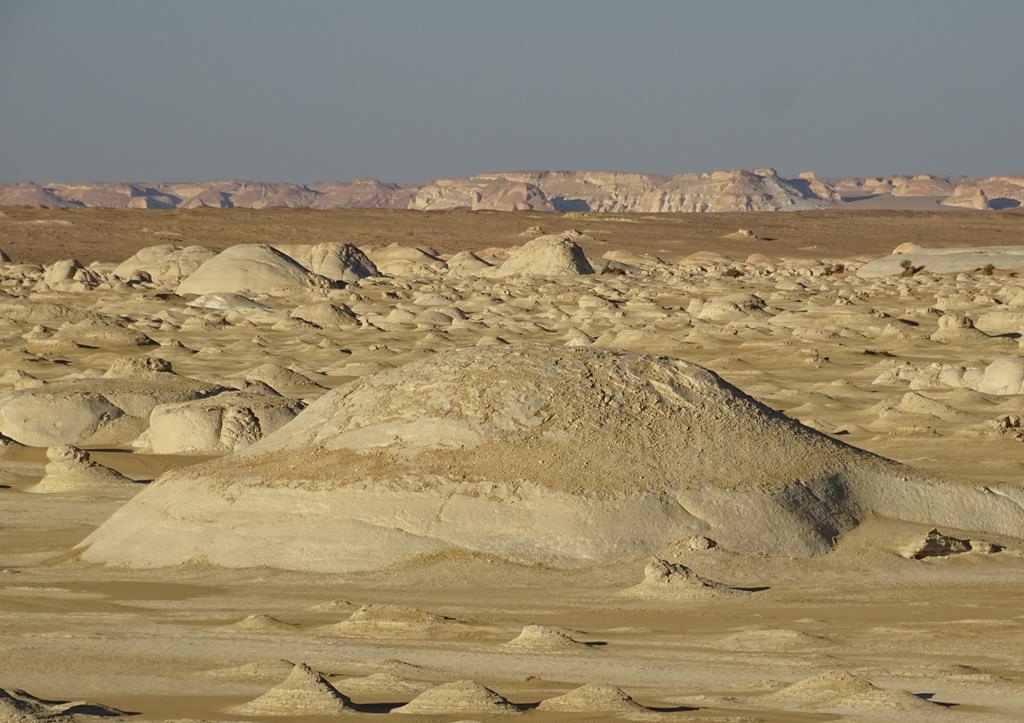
[31,445,134,493]
[624,557,741,598]
[537,684,654,718]
[0,687,128,720]
[113,244,217,285]
[228,663,356,716]
[857,245,1024,278]
[393,680,520,715]
[764,669,941,714]
[78,345,1024,572]
[135,391,304,454]
[0,376,224,447]
[899,528,998,559]
[273,242,379,283]
[487,233,594,277]
[176,244,335,296]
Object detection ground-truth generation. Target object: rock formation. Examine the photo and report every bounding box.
[31,445,134,493]
[624,557,741,598]
[135,391,304,454]
[78,345,1024,572]
[392,680,520,715]
[858,245,1024,278]
[6,170,1022,212]
[487,233,595,277]
[113,244,217,286]
[176,244,335,296]
[537,684,655,718]
[228,663,356,716]
[502,624,592,651]
[0,376,223,447]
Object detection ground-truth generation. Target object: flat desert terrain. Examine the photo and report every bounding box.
[3,207,1024,721]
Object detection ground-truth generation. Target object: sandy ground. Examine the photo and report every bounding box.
[1,205,1022,265]
[2,208,1024,721]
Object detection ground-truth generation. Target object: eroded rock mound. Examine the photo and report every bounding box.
[177,244,333,296]
[275,242,379,283]
[393,680,520,716]
[135,391,304,454]
[0,687,128,721]
[538,684,653,718]
[899,528,999,559]
[289,301,360,329]
[765,670,939,714]
[52,318,156,348]
[187,292,269,311]
[319,604,461,638]
[489,234,594,277]
[243,363,327,394]
[228,663,356,716]
[0,377,223,447]
[502,624,592,652]
[78,345,1024,572]
[103,355,173,379]
[623,557,740,598]
[31,445,134,493]
[229,614,297,632]
[113,244,216,285]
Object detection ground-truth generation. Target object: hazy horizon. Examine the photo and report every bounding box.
[0,169,982,189]
[2,1,1022,184]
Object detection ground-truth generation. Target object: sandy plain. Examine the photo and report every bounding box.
[2,206,1024,722]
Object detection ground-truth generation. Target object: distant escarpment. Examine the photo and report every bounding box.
[2,169,1022,212]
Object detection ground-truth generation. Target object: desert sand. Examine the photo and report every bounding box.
[2,206,1024,721]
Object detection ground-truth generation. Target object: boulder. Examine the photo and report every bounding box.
[177,244,333,296]
[275,242,379,283]
[0,377,223,447]
[136,391,304,454]
[113,245,216,285]
[976,357,1024,395]
[488,234,594,277]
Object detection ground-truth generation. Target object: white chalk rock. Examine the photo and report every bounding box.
[79,345,1024,572]
[138,391,304,454]
[177,244,333,296]
[488,234,594,277]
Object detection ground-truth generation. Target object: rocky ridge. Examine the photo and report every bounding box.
[5,169,1020,212]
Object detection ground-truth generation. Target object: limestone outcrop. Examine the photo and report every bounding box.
[78,345,1024,572]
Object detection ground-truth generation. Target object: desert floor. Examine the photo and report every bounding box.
[3,207,1024,721]
[2,205,1022,265]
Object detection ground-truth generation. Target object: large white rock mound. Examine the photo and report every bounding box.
[857,245,1024,278]
[176,244,333,296]
[489,234,594,277]
[113,244,216,285]
[272,242,379,283]
[78,345,1024,572]
[136,391,305,454]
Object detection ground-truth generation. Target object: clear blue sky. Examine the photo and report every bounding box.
[1,1,1021,183]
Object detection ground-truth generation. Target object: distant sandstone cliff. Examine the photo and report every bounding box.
[1,169,1021,212]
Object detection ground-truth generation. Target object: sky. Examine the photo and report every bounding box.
[1,0,1021,184]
